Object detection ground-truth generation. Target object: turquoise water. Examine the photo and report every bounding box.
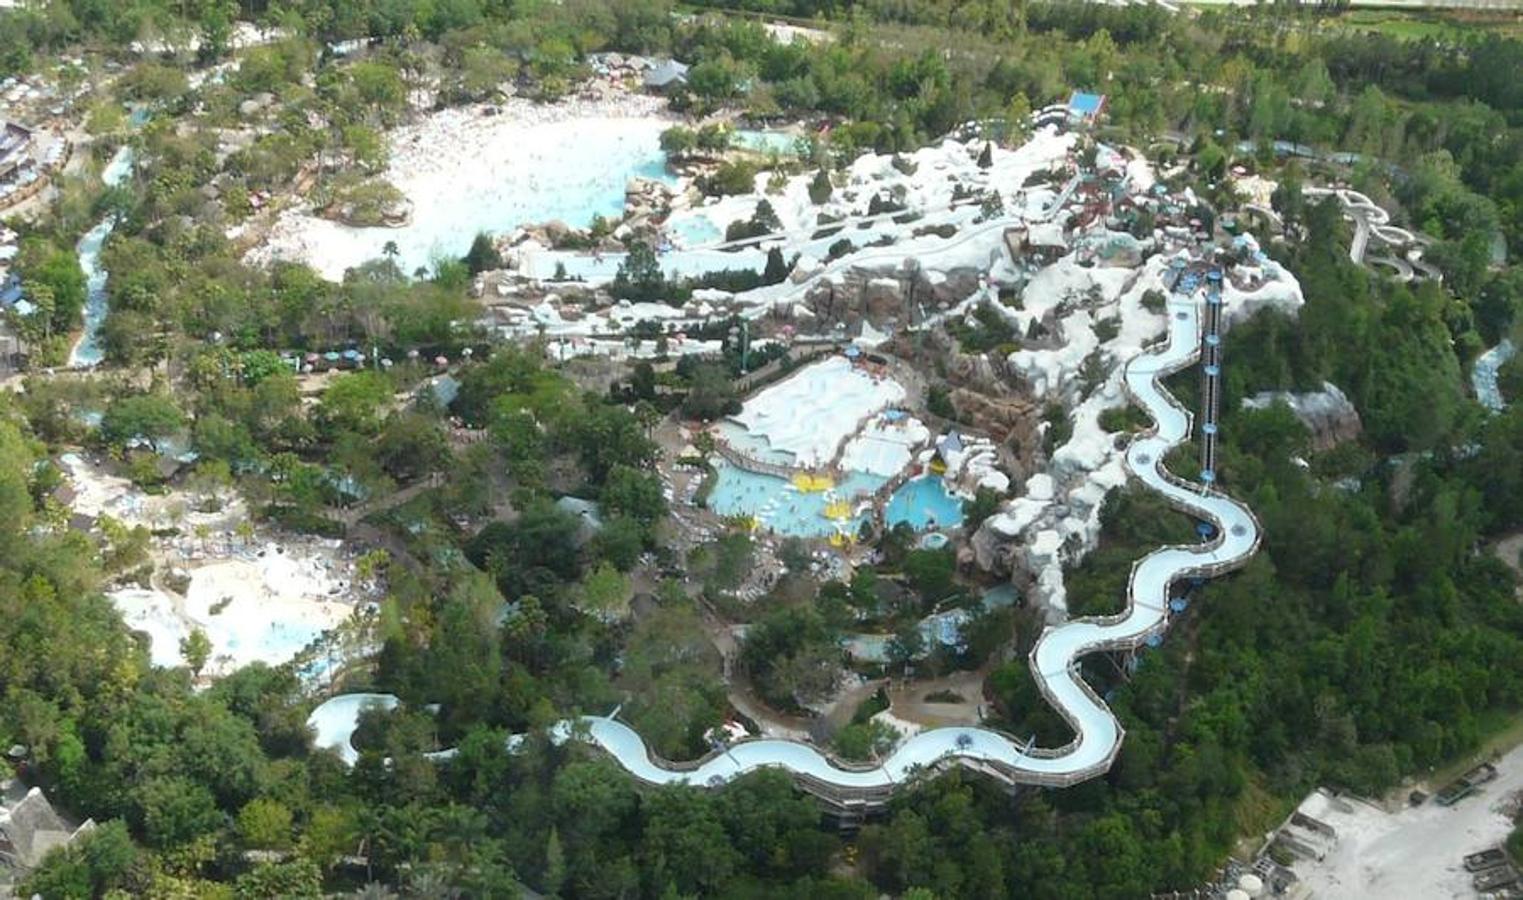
[669,213,722,247]
[707,462,884,538]
[304,119,681,280]
[885,476,964,531]
[734,129,804,157]
[69,145,137,367]
[981,583,1019,610]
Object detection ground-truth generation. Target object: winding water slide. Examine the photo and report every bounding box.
[1244,189,1439,283]
[1301,187,1438,283]
[310,289,1262,794]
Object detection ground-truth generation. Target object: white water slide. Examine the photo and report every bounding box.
[309,290,1261,792]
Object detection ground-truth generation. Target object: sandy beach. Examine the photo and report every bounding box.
[110,541,361,678]
[248,92,678,279]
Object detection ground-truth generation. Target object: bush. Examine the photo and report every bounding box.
[833,720,900,761]
[912,224,957,239]
[947,302,1017,354]
[463,232,501,274]
[1094,316,1121,343]
[926,384,956,420]
[866,192,905,217]
[700,160,758,197]
[808,168,833,204]
[690,267,766,293]
[723,199,783,244]
[1099,405,1149,433]
[1042,402,1073,455]
[261,505,345,538]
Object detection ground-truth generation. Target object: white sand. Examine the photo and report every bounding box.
[730,356,906,469]
[109,542,357,678]
[109,587,193,668]
[250,94,675,280]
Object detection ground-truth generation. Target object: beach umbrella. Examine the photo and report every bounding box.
[434,355,448,367]
[407,348,420,360]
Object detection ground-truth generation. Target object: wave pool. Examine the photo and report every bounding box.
[707,462,883,538]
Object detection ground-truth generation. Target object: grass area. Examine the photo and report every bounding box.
[1326,9,1523,41]
[1170,4,1523,41]
[1231,775,1299,859]
[1426,709,1523,789]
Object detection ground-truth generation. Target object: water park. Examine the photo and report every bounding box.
[35,61,1304,808]
[698,351,991,547]
[308,267,1263,799]
[268,83,1309,805]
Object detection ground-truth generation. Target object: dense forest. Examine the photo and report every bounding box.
[3,0,1523,897]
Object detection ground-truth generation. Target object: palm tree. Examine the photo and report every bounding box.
[404,870,459,899]
[382,240,399,260]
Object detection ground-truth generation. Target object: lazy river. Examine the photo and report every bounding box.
[308,288,1261,793]
[68,144,135,368]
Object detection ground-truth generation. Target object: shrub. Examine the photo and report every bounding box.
[700,160,758,197]
[808,168,832,204]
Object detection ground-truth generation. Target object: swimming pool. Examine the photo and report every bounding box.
[267,117,682,280]
[706,462,884,538]
[734,129,805,157]
[884,476,965,531]
[668,211,722,247]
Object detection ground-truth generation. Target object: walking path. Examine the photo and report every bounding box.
[309,286,1261,794]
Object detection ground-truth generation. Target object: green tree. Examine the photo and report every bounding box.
[809,169,833,204]
[611,241,667,303]
[237,797,294,850]
[233,859,322,899]
[317,371,393,437]
[134,776,223,849]
[600,464,666,525]
[763,246,789,284]
[180,628,213,676]
[463,232,502,275]
[573,561,631,621]
[101,394,184,451]
[20,820,137,899]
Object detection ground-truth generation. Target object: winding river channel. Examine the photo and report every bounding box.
[68,144,135,368]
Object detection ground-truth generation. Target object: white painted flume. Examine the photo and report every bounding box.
[309,290,1261,791]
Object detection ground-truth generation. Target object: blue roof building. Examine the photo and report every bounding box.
[0,274,22,308]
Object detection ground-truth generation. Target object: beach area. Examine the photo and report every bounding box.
[108,541,366,679]
[247,92,679,279]
[56,451,372,680]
